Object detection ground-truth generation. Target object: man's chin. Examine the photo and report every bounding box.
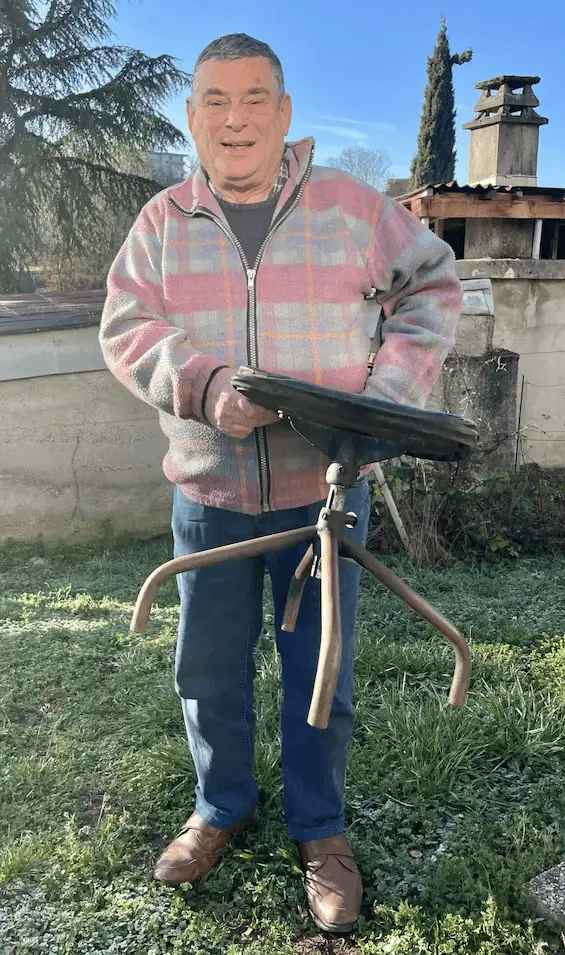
[222,170,258,184]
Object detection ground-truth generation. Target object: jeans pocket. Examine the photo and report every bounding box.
[173,486,210,522]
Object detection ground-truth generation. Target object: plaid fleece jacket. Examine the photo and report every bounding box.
[99,137,462,514]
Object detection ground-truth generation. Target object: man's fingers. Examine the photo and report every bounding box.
[236,395,279,424]
[215,394,280,438]
[259,409,280,425]
[236,394,260,416]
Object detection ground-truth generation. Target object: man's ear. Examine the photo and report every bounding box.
[187,97,195,135]
[281,93,292,136]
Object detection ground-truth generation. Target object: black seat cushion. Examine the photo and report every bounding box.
[232,367,478,463]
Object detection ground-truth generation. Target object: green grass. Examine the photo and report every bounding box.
[2,537,565,953]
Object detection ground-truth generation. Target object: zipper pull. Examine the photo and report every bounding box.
[247,269,256,291]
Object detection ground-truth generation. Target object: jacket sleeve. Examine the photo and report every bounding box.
[363,194,462,408]
[99,197,226,420]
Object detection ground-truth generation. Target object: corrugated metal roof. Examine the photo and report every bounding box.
[433,181,565,197]
[400,181,565,201]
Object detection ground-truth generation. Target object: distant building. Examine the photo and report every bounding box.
[384,177,411,199]
[147,152,194,187]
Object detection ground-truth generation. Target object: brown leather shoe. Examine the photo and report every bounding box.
[298,835,362,933]
[153,812,245,884]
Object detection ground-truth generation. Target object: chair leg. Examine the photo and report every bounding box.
[308,527,342,730]
[131,526,317,633]
[281,545,314,632]
[341,538,471,707]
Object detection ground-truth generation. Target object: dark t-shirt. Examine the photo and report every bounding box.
[218,194,279,268]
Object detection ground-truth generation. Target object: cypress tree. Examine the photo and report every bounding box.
[0,0,190,292]
[410,17,472,189]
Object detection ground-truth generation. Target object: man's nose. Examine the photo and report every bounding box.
[224,105,247,131]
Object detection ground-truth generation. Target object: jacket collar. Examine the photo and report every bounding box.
[168,137,315,216]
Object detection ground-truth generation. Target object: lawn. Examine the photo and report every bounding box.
[2,537,565,953]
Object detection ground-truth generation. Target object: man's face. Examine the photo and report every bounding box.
[187,57,292,196]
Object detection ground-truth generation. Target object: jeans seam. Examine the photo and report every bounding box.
[291,821,346,841]
[240,568,257,774]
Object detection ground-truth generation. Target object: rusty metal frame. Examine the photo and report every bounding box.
[131,489,472,729]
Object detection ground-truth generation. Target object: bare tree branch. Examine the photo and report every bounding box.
[326,146,391,191]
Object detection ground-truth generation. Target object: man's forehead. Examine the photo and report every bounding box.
[196,57,275,93]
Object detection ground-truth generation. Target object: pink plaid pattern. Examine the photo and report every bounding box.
[208,156,289,201]
[100,138,462,514]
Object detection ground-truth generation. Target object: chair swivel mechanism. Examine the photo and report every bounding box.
[131,367,479,729]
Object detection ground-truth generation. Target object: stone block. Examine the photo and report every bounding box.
[455,313,493,357]
[464,218,534,259]
[437,351,520,468]
[456,260,565,281]
[526,862,565,927]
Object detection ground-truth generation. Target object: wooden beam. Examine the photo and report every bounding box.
[419,195,565,220]
[407,198,423,217]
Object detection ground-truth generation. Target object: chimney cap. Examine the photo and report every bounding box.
[463,74,548,131]
[463,74,547,186]
[476,75,541,90]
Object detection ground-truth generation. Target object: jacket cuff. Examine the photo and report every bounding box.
[200,364,230,424]
[189,358,231,422]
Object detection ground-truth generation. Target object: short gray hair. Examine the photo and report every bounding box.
[192,34,286,105]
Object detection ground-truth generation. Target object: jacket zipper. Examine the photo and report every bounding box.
[168,145,315,511]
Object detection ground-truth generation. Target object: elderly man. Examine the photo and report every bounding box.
[99,33,461,933]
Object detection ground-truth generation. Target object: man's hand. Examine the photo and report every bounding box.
[204,367,279,439]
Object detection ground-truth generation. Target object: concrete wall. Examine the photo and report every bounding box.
[464,219,534,259]
[457,260,565,469]
[3,300,495,542]
[2,324,107,381]
[491,279,565,468]
[0,364,171,542]
[2,265,564,542]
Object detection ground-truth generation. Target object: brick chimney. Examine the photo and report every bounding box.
[463,75,548,187]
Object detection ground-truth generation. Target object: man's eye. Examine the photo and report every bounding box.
[206,101,225,107]
[246,100,266,106]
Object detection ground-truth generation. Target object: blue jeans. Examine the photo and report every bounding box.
[172,479,371,842]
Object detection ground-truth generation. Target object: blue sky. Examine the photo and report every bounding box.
[111,0,564,185]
